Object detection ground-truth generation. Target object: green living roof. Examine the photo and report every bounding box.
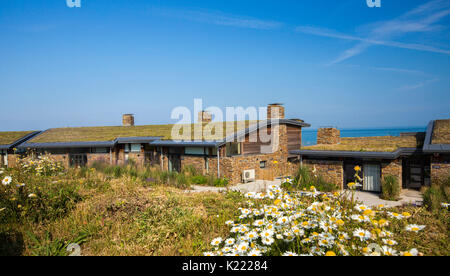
[28,121,259,144]
[0,131,35,146]
[303,135,423,152]
[432,119,450,145]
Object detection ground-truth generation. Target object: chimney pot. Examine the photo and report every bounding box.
[123,114,135,126]
[198,111,212,123]
[267,103,285,119]
[317,127,340,145]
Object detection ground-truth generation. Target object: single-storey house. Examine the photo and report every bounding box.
[290,119,450,192]
[12,104,309,184]
[0,131,40,167]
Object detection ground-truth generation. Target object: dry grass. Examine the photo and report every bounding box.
[303,136,422,152]
[28,121,258,143]
[0,131,34,146]
[432,119,450,144]
[3,170,244,256]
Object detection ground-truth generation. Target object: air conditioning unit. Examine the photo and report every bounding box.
[243,169,256,183]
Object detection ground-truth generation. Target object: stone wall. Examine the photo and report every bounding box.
[267,104,285,119]
[215,153,298,184]
[381,159,402,188]
[431,155,450,184]
[182,156,207,174]
[48,154,70,168]
[303,160,344,189]
[87,153,111,167]
[6,154,19,168]
[317,128,341,145]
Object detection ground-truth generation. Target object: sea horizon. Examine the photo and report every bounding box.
[302,126,427,146]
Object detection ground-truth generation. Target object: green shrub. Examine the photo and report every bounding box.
[213,178,229,187]
[381,175,400,201]
[282,166,337,192]
[190,175,208,185]
[0,170,83,224]
[423,177,449,211]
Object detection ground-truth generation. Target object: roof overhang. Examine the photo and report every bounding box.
[423,120,450,154]
[19,136,163,149]
[0,131,41,150]
[218,119,310,147]
[149,140,219,147]
[290,148,425,160]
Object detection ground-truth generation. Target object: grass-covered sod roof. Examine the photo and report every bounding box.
[432,119,450,145]
[303,136,423,152]
[0,131,35,146]
[28,121,258,144]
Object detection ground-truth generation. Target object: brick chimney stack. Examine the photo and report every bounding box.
[122,114,135,127]
[267,103,285,120]
[317,127,341,145]
[198,111,212,123]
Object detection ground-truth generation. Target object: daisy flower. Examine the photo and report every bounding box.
[203,252,215,256]
[245,231,258,241]
[388,212,403,219]
[260,229,274,239]
[211,237,223,247]
[2,176,12,185]
[248,249,262,256]
[261,237,274,245]
[237,242,249,253]
[381,246,397,256]
[382,239,397,246]
[353,228,371,241]
[405,224,426,232]
[355,204,369,212]
[253,219,265,227]
[224,238,235,246]
[400,248,419,256]
[282,251,298,256]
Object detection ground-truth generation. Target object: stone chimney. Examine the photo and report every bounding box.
[122,114,135,126]
[317,127,340,145]
[198,111,212,123]
[267,103,285,119]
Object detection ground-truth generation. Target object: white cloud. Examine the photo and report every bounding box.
[296,0,450,64]
[399,78,439,91]
[158,9,282,30]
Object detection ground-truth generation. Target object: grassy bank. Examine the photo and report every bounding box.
[0,158,448,256]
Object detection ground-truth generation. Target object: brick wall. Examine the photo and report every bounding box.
[303,159,344,189]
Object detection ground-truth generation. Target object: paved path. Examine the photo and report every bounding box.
[341,189,423,208]
[187,179,282,194]
[188,181,423,208]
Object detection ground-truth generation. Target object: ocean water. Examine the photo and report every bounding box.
[302,127,427,146]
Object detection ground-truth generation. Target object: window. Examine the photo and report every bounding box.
[92,147,108,153]
[260,161,267,169]
[70,154,87,167]
[226,143,241,156]
[185,147,205,155]
[125,144,141,153]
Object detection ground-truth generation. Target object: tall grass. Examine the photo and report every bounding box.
[282,166,337,192]
[423,176,449,211]
[381,175,401,201]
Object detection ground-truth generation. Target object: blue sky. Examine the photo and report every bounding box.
[0,0,449,131]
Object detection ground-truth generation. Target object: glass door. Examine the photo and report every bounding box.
[363,164,381,192]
